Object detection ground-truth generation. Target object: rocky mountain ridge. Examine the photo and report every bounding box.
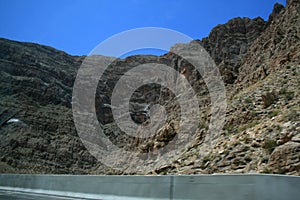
[0,0,299,175]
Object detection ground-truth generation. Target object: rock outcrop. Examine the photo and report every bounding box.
[237,0,300,86]
[0,39,98,174]
[200,17,267,84]
[0,0,299,175]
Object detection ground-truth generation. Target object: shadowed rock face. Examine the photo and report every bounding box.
[200,17,267,84]
[0,38,82,107]
[0,39,97,174]
[0,1,299,175]
[268,3,285,23]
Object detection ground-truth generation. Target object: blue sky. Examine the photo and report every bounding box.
[0,0,286,56]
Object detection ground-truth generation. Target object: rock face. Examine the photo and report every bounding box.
[0,39,82,107]
[268,3,285,23]
[268,141,300,174]
[0,0,299,175]
[200,17,267,84]
[0,39,98,174]
[237,0,300,86]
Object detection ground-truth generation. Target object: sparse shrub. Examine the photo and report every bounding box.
[277,168,287,175]
[262,157,269,163]
[242,134,252,144]
[261,168,273,174]
[244,156,252,162]
[202,154,211,163]
[237,120,259,132]
[261,91,278,108]
[223,122,237,135]
[244,97,252,104]
[268,109,280,118]
[279,88,294,101]
[200,154,212,169]
[274,125,282,131]
[279,88,287,95]
[263,138,277,154]
[248,110,259,119]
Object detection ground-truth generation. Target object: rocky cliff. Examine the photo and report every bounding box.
[0,39,99,173]
[0,0,299,175]
[200,16,267,84]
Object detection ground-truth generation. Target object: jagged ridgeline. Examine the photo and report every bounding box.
[0,0,299,175]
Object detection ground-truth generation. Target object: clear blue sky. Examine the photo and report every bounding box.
[0,0,286,56]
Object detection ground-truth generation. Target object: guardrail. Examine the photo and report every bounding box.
[0,174,299,199]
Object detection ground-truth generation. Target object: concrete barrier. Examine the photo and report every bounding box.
[0,174,299,199]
